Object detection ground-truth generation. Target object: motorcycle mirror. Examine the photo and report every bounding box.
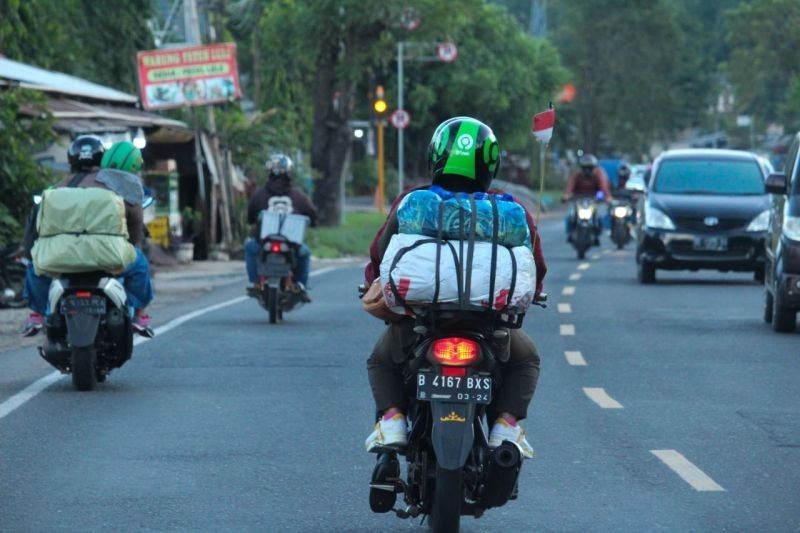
[33,195,42,205]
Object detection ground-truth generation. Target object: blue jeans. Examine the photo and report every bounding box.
[24,248,154,314]
[245,237,311,286]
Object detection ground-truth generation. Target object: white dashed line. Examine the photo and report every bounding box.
[577,263,591,271]
[583,387,623,408]
[651,450,725,492]
[557,303,572,314]
[569,273,582,281]
[590,253,601,260]
[564,351,587,366]
[602,249,611,255]
[560,324,575,336]
[562,286,576,296]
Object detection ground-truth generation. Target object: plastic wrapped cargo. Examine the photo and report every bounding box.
[396,187,531,248]
[379,233,535,313]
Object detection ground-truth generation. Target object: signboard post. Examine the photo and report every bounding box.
[137,43,241,110]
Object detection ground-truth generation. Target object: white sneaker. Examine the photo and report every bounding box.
[488,418,534,459]
[365,413,408,452]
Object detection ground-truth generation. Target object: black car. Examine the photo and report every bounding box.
[635,149,770,283]
[764,132,800,332]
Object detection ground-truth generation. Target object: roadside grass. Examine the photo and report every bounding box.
[306,212,386,258]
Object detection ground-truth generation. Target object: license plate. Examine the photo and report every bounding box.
[61,295,106,316]
[417,372,492,404]
[693,236,728,251]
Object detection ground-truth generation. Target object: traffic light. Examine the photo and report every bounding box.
[373,85,388,119]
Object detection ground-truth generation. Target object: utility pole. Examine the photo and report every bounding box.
[377,122,386,215]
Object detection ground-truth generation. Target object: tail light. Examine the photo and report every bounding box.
[270,241,283,253]
[75,291,92,299]
[431,337,480,366]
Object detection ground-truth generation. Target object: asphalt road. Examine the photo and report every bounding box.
[0,218,798,532]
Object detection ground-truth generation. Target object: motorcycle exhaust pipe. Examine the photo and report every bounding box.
[479,442,522,509]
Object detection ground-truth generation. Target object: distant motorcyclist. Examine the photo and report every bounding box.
[245,154,318,299]
[22,137,154,337]
[616,162,631,192]
[562,153,612,242]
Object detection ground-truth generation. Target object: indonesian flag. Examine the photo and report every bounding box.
[531,107,555,144]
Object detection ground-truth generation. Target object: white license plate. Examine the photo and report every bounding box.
[417,372,492,404]
[693,237,728,251]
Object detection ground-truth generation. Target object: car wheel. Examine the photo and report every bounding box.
[754,267,765,283]
[638,260,656,284]
[772,293,797,333]
[764,290,773,324]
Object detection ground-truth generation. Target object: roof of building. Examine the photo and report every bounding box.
[0,56,138,103]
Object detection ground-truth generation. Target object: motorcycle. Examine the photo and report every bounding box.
[609,199,634,250]
[247,210,310,324]
[568,197,601,259]
[366,297,546,532]
[37,190,155,391]
[0,243,27,308]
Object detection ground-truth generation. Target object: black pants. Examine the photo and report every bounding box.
[366,320,541,420]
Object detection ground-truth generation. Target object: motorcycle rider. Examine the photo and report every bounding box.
[245,154,317,299]
[22,137,154,337]
[363,117,546,464]
[617,162,631,192]
[562,153,612,242]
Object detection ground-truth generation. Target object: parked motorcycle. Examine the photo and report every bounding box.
[609,199,634,250]
[568,197,601,259]
[366,297,546,532]
[248,211,310,324]
[0,243,27,308]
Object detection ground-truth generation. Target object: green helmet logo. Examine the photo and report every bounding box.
[456,133,474,151]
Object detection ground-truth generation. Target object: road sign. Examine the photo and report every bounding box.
[437,42,458,63]
[391,109,411,129]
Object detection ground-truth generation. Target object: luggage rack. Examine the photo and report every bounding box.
[413,302,525,330]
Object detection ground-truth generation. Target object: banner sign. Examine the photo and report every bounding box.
[137,43,241,110]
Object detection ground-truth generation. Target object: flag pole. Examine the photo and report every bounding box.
[531,102,554,252]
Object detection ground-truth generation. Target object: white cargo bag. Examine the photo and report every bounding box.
[379,233,535,313]
[260,211,310,244]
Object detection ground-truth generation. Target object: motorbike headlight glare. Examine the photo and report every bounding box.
[577,207,594,220]
[784,216,800,241]
[645,206,675,230]
[613,206,630,218]
[746,210,770,232]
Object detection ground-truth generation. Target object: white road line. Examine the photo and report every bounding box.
[557,303,572,314]
[577,263,591,271]
[569,273,582,281]
[590,253,601,260]
[602,249,611,255]
[583,387,623,408]
[562,286,576,296]
[564,351,587,366]
[651,450,725,492]
[0,267,340,422]
[560,324,575,336]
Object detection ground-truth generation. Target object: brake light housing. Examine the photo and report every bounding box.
[430,337,480,366]
[268,241,285,253]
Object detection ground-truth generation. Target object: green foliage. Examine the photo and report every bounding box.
[0,89,54,246]
[305,212,386,258]
[726,0,800,127]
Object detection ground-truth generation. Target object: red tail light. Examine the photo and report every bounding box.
[431,337,479,366]
[75,291,92,299]
[270,241,282,253]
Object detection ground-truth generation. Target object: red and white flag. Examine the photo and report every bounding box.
[531,107,555,144]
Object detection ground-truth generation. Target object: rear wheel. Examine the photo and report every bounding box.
[754,267,765,283]
[772,293,797,333]
[268,286,279,324]
[638,259,656,284]
[429,466,462,533]
[71,347,97,391]
[764,290,774,324]
[577,249,586,260]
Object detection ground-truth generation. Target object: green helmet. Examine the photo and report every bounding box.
[428,117,500,193]
[101,141,143,173]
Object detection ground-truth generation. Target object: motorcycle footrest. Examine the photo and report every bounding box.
[368,444,407,455]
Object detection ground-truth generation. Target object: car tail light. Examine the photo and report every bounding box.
[270,241,283,253]
[431,337,479,366]
[75,291,92,298]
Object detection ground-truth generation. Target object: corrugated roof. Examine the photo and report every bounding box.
[0,57,137,103]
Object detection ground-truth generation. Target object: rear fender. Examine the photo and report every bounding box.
[430,401,476,470]
[65,313,101,348]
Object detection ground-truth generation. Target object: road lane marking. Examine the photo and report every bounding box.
[602,249,611,255]
[564,351,587,366]
[557,303,572,313]
[577,263,591,271]
[590,253,601,260]
[583,387,623,408]
[569,273,582,281]
[651,450,725,492]
[0,267,340,422]
[560,324,575,336]
[562,286,576,296]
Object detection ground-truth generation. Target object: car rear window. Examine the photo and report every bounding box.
[654,158,764,195]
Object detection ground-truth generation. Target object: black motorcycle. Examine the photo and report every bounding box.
[248,234,307,324]
[367,299,545,533]
[0,243,27,308]
[609,199,634,250]
[39,273,133,390]
[567,197,601,259]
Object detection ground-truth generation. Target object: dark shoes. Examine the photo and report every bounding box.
[369,452,400,513]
